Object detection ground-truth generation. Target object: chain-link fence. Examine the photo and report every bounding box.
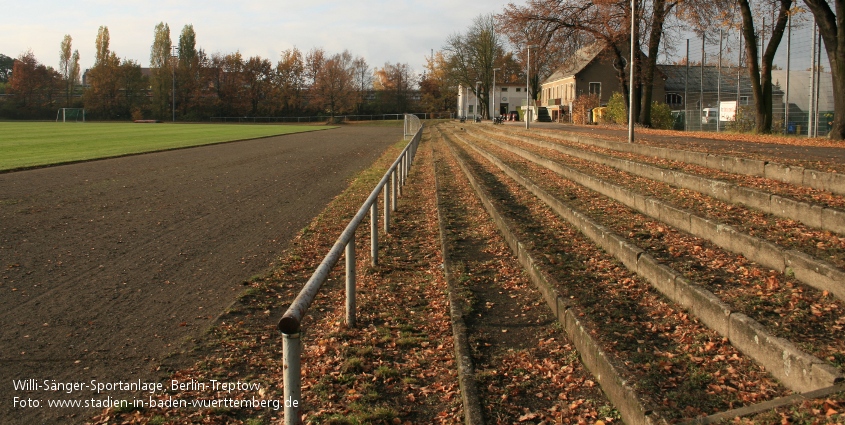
[662,14,833,136]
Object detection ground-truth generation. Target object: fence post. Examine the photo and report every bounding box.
[346,235,356,327]
[384,182,391,233]
[391,171,397,212]
[370,202,378,266]
[398,155,404,197]
[283,333,302,425]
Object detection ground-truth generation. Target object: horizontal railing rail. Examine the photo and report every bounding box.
[277,115,423,424]
[210,112,451,123]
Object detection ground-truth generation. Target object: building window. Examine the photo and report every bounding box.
[740,96,750,105]
[501,87,508,92]
[665,93,682,105]
[516,87,521,92]
[468,105,474,113]
[589,82,601,98]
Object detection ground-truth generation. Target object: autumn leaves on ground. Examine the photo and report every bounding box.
[91,123,845,424]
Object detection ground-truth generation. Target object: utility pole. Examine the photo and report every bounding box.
[628,0,636,142]
[171,46,178,122]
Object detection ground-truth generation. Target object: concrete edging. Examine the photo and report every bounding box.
[533,129,845,196]
[471,126,845,236]
[452,132,843,393]
[473,132,845,304]
[443,133,664,425]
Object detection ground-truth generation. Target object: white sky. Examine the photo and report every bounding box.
[1,0,510,75]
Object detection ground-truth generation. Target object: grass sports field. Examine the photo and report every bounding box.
[0,122,334,171]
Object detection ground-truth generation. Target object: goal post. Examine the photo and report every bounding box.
[56,108,86,123]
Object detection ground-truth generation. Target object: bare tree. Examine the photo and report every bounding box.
[352,56,372,114]
[443,14,504,119]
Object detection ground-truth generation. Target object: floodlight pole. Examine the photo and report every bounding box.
[526,45,537,129]
[493,67,501,119]
[628,0,635,143]
[171,46,178,123]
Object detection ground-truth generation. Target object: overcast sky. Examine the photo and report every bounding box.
[2,0,510,75]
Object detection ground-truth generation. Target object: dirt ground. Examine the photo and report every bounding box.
[0,125,400,424]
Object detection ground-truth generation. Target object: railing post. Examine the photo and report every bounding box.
[346,235,356,327]
[398,155,404,196]
[370,201,378,266]
[283,333,302,425]
[391,170,397,212]
[384,183,390,233]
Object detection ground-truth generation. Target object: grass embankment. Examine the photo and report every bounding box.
[0,122,331,171]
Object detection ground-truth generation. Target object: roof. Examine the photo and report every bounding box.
[771,70,834,111]
[658,64,783,96]
[541,43,605,84]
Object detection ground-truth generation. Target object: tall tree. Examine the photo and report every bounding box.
[443,14,504,118]
[177,24,200,118]
[0,53,14,82]
[59,35,75,106]
[737,0,792,134]
[85,26,123,119]
[419,51,456,113]
[498,3,581,101]
[802,0,845,139]
[243,55,274,115]
[311,51,355,117]
[304,47,325,89]
[69,50,80,103]
[150,22,172,120]
[275,48,305,115]
[9,50,62,118]
[352,56,372,114]
[95,26,110,66]
[374,62,416,113]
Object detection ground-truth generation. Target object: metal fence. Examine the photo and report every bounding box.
[276,115,424,424]
[210,112,451,124]
[670,16,834,137]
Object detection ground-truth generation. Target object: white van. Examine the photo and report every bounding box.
[701,108,718,124]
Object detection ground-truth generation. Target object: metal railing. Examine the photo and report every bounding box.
[210,112,451,124]
[404,114,421,139]
[276,115,424,424]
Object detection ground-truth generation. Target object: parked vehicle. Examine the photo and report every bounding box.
[701,108,718,124]
[493,115,505,124]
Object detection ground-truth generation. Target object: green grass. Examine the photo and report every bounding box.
[0,122,334,171]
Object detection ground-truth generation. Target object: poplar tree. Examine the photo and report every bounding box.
[150,22,172,120]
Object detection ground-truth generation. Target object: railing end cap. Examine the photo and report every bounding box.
[278,316,301,334]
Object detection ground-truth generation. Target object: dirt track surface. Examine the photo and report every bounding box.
[0,126,399,424]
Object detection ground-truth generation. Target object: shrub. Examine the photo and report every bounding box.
[650,101,674,129]
[606,92,628,125]
[727,105,756,132]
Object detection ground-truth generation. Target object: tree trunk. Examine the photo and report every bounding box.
[738,0,791,134]
[803,0,844,140]
[640,0,669,127]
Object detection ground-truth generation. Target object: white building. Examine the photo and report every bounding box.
[456,83,528,119]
